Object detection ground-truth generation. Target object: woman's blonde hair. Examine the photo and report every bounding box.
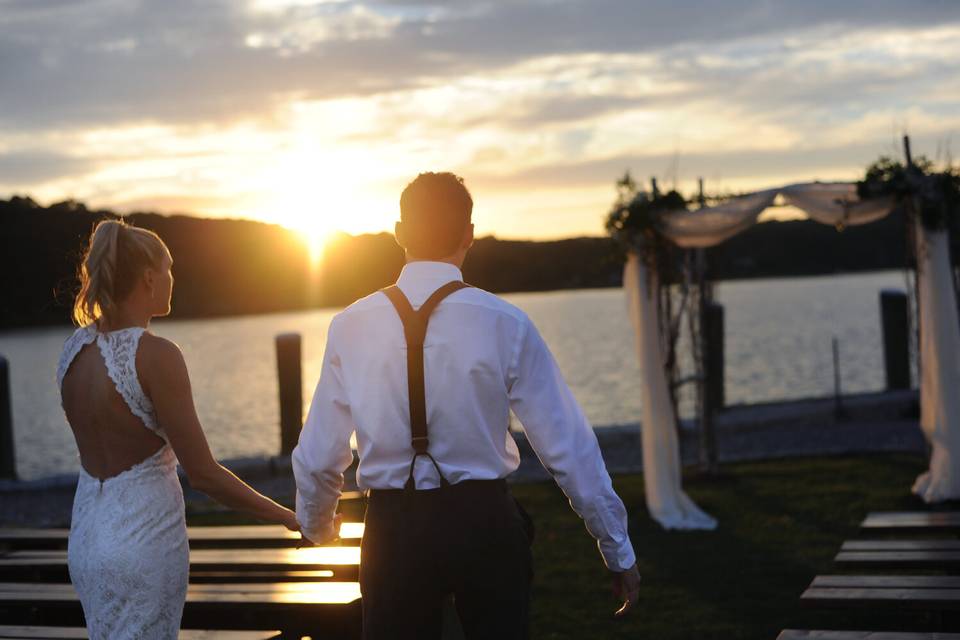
[73,219,170,326]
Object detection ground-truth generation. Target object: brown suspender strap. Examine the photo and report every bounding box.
[381,280,471,490]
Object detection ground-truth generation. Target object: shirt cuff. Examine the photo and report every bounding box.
[295,490,337,544]
[600,541,637,572]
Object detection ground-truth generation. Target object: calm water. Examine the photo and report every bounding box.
[0,270,912,480]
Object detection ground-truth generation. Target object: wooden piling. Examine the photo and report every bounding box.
[0,356,16,481]
[880,290,911,390]
[703,302,725,411]
[275,333,303,457]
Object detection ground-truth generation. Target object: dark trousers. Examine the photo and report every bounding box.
[360,479,533,640]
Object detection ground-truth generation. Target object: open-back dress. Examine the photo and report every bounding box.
[57,325,189,639]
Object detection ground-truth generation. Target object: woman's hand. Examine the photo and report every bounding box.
[298,513,344,547]
[278,507,301,533]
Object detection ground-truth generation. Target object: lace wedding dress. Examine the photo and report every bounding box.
[57,325,189,639]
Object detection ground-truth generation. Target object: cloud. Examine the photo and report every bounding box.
[0,150,99,185]
[2,0,958,131]
[1,0,959,237]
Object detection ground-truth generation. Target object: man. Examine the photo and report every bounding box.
[293,172,640,639]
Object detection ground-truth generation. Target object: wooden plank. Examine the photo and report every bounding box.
[0,583,361,636]
[0,547,361,584]
[801,586,960,611]
[3,547,360,568]
[778,631,960,639]
[0,627,281,639]
[843,540,960,552]
[0,522,364,551]
[835,550,960,570]
[0,581,360,600]
[811,575,960,589]
[861,512,960,534]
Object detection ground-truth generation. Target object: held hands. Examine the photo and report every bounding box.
[296,513,344,548]
[611,563,641,618]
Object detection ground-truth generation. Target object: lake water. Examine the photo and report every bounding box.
[0,270,913,480]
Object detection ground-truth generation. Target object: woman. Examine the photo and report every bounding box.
[56,219,318,638]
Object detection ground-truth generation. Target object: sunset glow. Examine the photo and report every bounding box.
[2,3,958,238]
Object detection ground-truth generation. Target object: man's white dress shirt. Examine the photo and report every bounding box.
[292,261,636,571]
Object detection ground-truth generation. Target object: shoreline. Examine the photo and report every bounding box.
[0,389,926,527]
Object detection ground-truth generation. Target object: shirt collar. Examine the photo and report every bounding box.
[396,261,464,304]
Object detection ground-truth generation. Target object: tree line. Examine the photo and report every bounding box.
[0,195,947,330]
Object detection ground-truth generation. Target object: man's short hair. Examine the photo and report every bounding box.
[399,172,473,259]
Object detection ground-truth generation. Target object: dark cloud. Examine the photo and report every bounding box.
[0,149,98,184]
[1,0,958,131]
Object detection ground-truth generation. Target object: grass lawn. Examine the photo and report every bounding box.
[190,452,938,640]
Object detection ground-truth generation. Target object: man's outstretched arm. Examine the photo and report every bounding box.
[507,315,640,615]
[291,321,356,544]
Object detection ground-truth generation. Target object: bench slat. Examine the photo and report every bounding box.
[0,582,359,599]
[777,631,960,639]
[801,586,960,610]
[842,540,960,552]
[4,547,360,567]
[811,575,960,589]
[861,512,960,533]
[835,550,960,569]
[0,523,364,550]
[0,627,280,639]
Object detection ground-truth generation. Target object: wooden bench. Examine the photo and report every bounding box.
[0,521,366,637]
[0,523,365,551]
[861,512,960,536]
[801,575,960,611]
[0,626,281,639]
[0,582,362,637]
[777,631,960,639]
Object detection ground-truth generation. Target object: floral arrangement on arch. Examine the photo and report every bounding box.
[857,156,960,232]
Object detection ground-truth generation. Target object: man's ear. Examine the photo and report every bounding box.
[462,223,475,250]
[394,221,407,249]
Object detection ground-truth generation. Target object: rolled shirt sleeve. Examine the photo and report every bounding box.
[291,319,356,544]
[508,316,637,572]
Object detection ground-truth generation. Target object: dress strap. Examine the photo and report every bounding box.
[381,280,471,491]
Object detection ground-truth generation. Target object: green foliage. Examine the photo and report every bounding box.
[605,171,687,257]
[858,155,960,231]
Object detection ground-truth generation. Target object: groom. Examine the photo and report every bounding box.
[292,172,640,639]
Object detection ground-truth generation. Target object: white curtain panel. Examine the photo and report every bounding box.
[657,189,778,249]
[912,225,960,502]
[624,252,718,530]
[780,183,896,227]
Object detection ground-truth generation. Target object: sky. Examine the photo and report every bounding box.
[2,0,959,244]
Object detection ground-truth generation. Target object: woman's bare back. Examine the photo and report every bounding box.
[61,338,165,481]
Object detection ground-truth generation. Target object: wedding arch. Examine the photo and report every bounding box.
[611,138,960,530]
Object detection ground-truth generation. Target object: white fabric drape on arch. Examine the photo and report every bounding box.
[624,180,960,511]
[624,252,718,530]
[912,225,960,502]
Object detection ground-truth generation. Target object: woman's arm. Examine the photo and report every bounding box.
[139,333,299,531]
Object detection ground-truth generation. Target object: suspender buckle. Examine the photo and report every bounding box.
[411,436,429,454]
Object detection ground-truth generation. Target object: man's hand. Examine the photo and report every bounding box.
[611,563,641,617]
[297,513,344,548]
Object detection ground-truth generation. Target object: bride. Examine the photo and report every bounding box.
[57,219,309,638]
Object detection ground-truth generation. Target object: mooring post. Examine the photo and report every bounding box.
[704,301,725,412]
[699,299,721,474]
[276,333,303,457]
[0,356,16,481]
[832,336,846,420]
[880,289,911,390]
